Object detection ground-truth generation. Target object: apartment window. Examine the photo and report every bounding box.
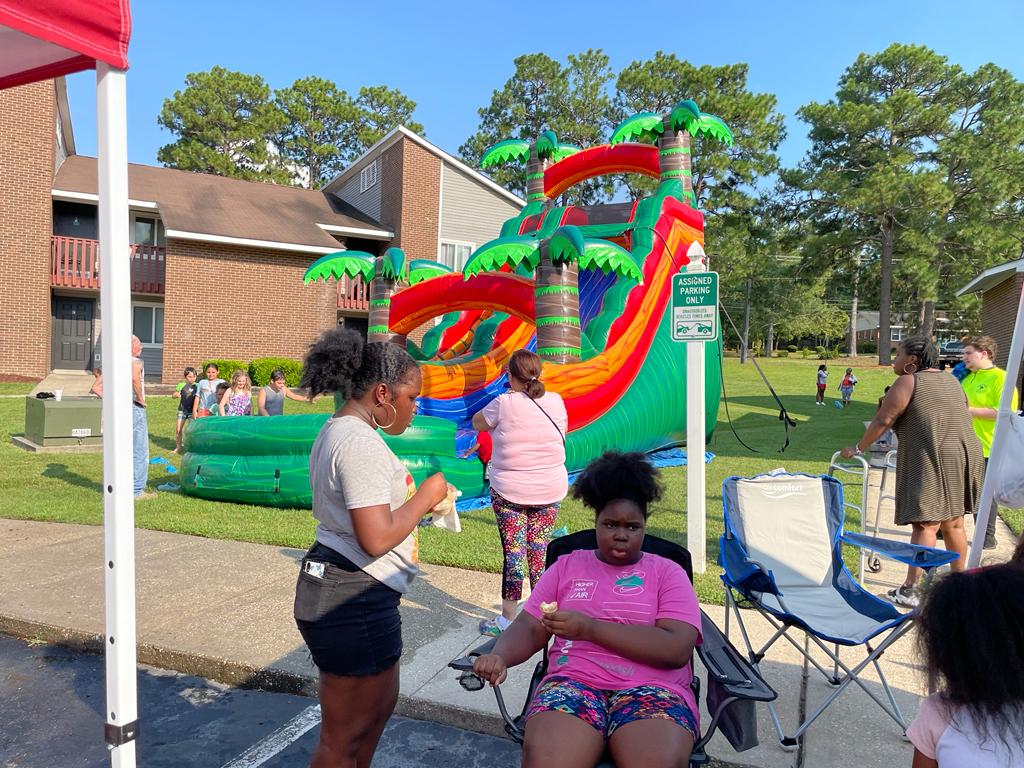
[439,240,475,272]
[131,214,165,246]
[133,304,164,345]
[360,160,379,193]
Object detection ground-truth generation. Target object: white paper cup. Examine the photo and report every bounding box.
[54,389,63,402]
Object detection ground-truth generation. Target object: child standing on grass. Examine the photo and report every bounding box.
[219,369,253,416]
[173,367,198,453]
[838,367,858,408]
[908,565,1024,767]
[193,363,224,418]
[815,364,828,405]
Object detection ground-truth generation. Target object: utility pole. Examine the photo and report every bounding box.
[740,276,752,364]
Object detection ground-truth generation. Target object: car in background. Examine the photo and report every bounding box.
[939,340,964,368]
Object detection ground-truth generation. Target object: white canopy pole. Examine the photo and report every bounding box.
[97,62,138,768]
[967,278,1024,568]
[686,246,708,574]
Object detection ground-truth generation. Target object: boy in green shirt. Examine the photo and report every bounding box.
[961,336,1019,549]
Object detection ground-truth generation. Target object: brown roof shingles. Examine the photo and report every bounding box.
[53,155,388,250]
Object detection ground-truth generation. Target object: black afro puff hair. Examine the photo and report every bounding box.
[571,451,663,519]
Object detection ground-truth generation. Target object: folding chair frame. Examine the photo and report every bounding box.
[719,472,957,750]
[723,585,914,748]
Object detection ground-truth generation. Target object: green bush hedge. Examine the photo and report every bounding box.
[249,357,304,387]
[777,350,789,358]
[787,345,799,353]
[858,341,878,354]
[202,359,247,380]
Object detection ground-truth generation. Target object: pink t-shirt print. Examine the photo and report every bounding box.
[522,549,703,725]
[481,391,568,505]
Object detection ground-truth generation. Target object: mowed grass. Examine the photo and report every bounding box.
[2,357,995,602]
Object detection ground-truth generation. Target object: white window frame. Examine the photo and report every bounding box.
[439,239,476,272]
[130,211,165,246]
[132,301,165,348]
[359,160,379,193]
[890,325,905,342]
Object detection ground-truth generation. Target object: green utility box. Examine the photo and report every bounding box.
[24,396,103,447]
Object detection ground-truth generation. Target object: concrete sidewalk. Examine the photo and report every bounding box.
[0,471,1017,768]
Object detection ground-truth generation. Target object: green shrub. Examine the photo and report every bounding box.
[800,348,813,359]
[787,345,798,353]
[858,341,878,354]
[201,359,247,380]
[777,350,789,358]
[249,357,304,387]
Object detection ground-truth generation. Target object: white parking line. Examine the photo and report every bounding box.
[221,704,322,768]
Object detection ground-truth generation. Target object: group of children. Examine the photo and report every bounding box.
[172,362,305,452]
[815,364,859,408]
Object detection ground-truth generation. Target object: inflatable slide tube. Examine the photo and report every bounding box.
[390,273,535,335]
[435,310,489,360]
[417,311,462,359]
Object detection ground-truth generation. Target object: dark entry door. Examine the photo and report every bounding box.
[52,298,94,370]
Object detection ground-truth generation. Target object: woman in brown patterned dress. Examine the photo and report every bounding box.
[840,336,983,608]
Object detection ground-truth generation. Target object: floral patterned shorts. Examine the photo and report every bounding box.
[525,675,698,738]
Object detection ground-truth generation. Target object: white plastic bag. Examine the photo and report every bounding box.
[993,413,1024,508]
[429,487,462,533]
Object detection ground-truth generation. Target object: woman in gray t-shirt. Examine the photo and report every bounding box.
[294,328,448,768]
[256,368,307,415]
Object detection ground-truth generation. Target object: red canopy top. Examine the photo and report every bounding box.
[0,0,130,90]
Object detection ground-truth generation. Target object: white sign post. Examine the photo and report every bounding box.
[675,243,718,573]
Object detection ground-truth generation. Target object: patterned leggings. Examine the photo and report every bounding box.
[490,489,559,601]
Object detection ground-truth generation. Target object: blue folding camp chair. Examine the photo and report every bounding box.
[719,472,957,749]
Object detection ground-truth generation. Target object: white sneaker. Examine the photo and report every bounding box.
[886,586,919,609]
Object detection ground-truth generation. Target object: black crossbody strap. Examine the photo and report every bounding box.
[526,395,565,445]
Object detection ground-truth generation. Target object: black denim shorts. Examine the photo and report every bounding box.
[294,542,402,677]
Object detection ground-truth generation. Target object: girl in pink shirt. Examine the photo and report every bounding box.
[907,564,1024,767]
[473,452,703,766]
[472,349,568,635]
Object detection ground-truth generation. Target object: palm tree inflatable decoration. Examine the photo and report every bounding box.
[463,226,641,364]
[304,247,409,344]
[610,99,733,204]
[481,129,580,206]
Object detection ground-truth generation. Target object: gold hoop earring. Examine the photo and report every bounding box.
[902,363,918,375]
[372,401,398,430]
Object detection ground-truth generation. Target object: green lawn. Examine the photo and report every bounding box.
[0,358,991,602]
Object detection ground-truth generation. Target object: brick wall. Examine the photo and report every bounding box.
[0,81,56,378]
[375,136,441,343]
[981,271,1024,392]
[397,137,440,262]
[162,240,337,383]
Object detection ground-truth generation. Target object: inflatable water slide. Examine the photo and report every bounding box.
[181,115,727,508]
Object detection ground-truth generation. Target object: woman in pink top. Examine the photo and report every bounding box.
[473,452,703,767]
[472,349,568,635]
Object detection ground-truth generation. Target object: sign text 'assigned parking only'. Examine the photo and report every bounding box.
[671,271,719,342]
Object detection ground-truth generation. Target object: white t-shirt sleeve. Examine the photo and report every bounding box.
[481,395,503,429]
[907,694,951,760]
[336,433,399,509]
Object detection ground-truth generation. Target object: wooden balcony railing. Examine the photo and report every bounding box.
[50,236,166,294]
[337,274,369,311]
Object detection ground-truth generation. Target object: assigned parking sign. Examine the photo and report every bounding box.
[671,271,719,342]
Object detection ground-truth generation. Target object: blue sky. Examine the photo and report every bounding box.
[66,0,1024,172]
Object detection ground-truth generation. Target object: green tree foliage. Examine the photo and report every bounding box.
[159,69,424,187]
[350,85,425,156]
[614,53,785,215]
[460,51,615,204]
[157,66,290,183]
[274,76,360,188]
[784,44,1024,363]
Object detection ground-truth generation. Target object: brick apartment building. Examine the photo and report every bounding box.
[958,257,1024,396]
[0,79,522,383]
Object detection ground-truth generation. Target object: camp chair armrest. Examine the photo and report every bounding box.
[840,532,958,568]
[448,636,498,672]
